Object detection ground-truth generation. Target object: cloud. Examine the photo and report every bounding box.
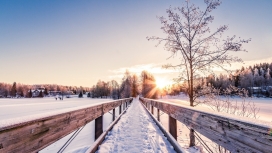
[108,56,272,80]
[217,56,272,72]
[109,63,178,74]
[108,63,179,79]
[244,56,272,67]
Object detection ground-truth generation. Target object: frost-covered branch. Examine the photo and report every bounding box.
[147,0,251,106]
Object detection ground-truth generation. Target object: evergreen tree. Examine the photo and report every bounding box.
[44,88,48,95]
[87,92,91,97]
[38,90,43,97]
[78,91,83,98]
[28,89,32,98]
[10,82,17,97]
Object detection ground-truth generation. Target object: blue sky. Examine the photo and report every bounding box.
[0,0,271,86]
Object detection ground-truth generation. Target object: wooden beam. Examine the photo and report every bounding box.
[169,115,177,140]
[123,102,125,111]
[119,105,122,115]
[95,116,103,140]
[0,98,132,153]
[112,108,115,121]
[157,109,160,121]
[140,97,272,153]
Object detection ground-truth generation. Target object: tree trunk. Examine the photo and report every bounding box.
[189,128,195,147]
[189,64,194,106]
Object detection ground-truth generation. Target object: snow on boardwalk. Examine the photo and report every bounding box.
[96,98,176,153]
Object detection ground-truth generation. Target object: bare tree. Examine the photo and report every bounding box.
[147,0,250,106]
[110,80,120,99]
[120,70,132,98]
[131,74,139,97]
[141,70,158,99]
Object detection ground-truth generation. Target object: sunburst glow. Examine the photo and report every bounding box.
[156,78,172,89]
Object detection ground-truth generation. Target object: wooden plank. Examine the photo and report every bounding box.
[157,109,160,121]
[169,115,177,140]
[123,102,125,111]
[119,105,122,115]
[95,116,103,140]
[140,97,272,153]
[0,98,132,153]
[112,108,115,121]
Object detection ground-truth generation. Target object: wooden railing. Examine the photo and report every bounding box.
[140,97,272,153]
[0,98,133,153]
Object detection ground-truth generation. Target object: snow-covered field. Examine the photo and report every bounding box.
[0,96,111,120]
[160,94,272,122]
[0,97,118,153]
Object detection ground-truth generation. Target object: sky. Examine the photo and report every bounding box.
[0,0,271,87]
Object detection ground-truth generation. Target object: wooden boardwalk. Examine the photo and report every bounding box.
[0,97,272,153]
[96,98,177,153]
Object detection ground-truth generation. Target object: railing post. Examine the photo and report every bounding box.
[123,102,125,110]
[169,115,177,140]
[157,109,160,121]
[95,115,103,140]
[112,108,115,121]
[151,105,154,114]
[189,129,195,147]
[119,104,122,114]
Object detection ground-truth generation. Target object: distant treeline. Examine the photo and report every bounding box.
[3,62,270,99]
[0,82,90,98]
[0,70,159,99]
[90,70,157,99]
[185,62,272,97]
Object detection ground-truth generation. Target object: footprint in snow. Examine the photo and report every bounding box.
[160,143,165,146]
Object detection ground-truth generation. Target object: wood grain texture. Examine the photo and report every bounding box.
[169,115,177,140]
[0,98,132,153]
[95,116,103,140]
[140,97,272,153]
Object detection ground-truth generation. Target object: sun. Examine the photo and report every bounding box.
[156,78,170,89]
